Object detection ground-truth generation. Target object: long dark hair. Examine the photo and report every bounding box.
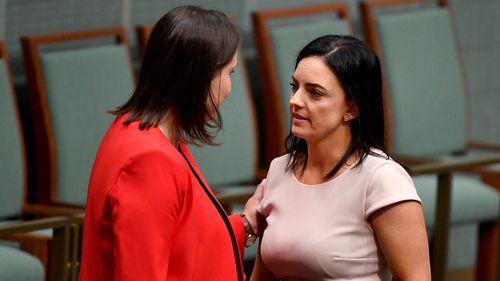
[112,5,239,145]
[286,35,388,179]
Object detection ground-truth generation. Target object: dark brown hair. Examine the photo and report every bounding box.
[112,5,239,145]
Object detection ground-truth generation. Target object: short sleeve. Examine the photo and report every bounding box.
[365,163,421,218]
[111,150,187,281]
[257,156,283,216]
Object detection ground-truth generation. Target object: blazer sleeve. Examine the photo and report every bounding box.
[228,214,245,257]
[110,150,187,281]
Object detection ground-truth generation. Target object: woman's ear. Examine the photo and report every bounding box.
[344,102,359,122]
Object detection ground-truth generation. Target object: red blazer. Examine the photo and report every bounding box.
[78,115,245,281]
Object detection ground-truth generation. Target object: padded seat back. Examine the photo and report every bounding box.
[0,43,25,219]
[375,7,466,156]
[0,246,44,281]
[22,28,135,206]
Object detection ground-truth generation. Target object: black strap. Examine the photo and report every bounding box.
[178,148,243,281]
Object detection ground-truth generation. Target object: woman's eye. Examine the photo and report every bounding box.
[308,89,324,98]
[289,82,298,92]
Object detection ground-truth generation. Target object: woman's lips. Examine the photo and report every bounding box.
[292,113,308,125]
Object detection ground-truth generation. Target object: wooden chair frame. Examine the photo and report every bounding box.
[21,27,134,207]
[136,25,153,58]
[360,1,499,280]
[0,214,84,281]
[252,3,355,168]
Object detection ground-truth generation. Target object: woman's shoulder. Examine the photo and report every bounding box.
[362,149,401,170]
[115,144,190,190]
[362,149,414,191]
[268,154,291,172]
[104,118,186,170]
[363,150,420,217]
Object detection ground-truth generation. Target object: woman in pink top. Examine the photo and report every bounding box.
[251,35,430,280]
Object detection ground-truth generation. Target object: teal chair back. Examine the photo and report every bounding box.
[22,28,135,206]
[252,3,354,166]
[0,42,45,281]
[362,2,466,157]
[0,43,26,219]
[189,55,259,188]
[361,1,500,279]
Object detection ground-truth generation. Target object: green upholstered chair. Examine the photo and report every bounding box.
[0,44,26,225]
[22,27,135,207]
[0,246,43,281]
[360,0,500,280]
[0,215,83,281]
[1,42,83,281]
[252,3,354,167]
[0,41,44,281]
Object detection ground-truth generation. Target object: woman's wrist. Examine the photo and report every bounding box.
[240,214,257,247]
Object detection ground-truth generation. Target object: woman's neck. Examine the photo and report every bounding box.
[157,114,181,148]
[300,129,357,184]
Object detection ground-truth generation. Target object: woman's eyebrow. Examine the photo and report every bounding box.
[304,82,327,91]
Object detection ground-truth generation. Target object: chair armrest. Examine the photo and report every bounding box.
[0,215,82,238]
[468,141,500,151]
[214,187,257,206]
[22,203,83,218]
[411,154,500,175]
[0,214,84,281]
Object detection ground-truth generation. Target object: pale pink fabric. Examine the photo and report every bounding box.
[258,151,421,281]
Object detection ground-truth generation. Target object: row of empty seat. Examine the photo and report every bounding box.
[1,0,499,280]
[1,41,84,281]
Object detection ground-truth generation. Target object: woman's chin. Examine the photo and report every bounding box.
[291,127,308,139]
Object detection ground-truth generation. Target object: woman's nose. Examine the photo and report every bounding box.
[289,90,304,107]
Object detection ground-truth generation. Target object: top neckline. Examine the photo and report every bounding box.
[291,163,355,189]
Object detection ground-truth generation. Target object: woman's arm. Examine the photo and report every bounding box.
[369,201,431,281]
[112,151,185,281]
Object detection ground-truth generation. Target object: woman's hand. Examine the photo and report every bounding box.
[243,179,266,235]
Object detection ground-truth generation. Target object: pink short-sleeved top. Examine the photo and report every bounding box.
[258,151,421,281]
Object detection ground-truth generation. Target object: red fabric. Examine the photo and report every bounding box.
[78,115,245,281]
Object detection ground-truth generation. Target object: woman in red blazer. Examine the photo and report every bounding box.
[78,6,263,281]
